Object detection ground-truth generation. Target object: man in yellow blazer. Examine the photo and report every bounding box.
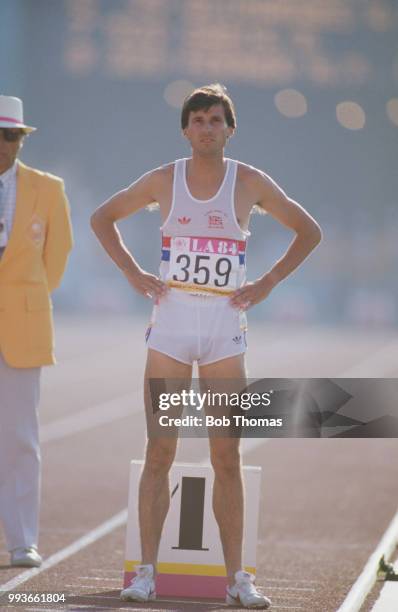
[0,95,73,567]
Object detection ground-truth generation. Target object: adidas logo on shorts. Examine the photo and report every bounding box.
[232,335,242,344]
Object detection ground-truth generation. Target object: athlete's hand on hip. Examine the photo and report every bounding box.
[124,268,168,299]
[230,275,276,310]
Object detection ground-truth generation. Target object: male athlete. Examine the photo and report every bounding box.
[91,84,322,608]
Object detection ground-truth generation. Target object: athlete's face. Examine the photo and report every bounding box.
[183,104,234,155]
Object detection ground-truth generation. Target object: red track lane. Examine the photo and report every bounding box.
[1,317,397,611]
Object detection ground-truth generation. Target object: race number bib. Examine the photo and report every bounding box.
[167,236,243,295]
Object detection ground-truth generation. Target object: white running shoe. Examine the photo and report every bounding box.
[226,571,271,609]
[10,546,42,568]
[120,564,156,602]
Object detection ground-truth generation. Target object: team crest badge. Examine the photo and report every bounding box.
[27,214,45,246]
[205,209,227,229]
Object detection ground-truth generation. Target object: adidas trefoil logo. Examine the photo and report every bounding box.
[232,335,242,344]
[178,216,191,224]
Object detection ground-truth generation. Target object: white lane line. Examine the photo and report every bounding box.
[267,586,315,591]
[80,577,120,581]
[0,509,127,594]
[371,559,398,611]
[40,392,142,443]
[336,507,398,612]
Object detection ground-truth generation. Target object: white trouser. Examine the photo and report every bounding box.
[0,351,41,551]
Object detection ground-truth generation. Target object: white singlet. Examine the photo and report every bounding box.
[146,158,250,366]
[160,157,249,296]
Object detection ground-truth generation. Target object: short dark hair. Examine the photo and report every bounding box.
[181,83,236,130]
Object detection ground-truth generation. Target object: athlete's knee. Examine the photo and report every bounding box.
[210,442,241,478]
[144,439,176,475]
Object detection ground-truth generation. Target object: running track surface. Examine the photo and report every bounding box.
[1,314,398,612]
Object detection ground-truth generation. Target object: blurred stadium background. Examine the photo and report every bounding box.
[1,0,397,326]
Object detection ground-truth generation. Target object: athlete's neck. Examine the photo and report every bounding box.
[187,152,226,181]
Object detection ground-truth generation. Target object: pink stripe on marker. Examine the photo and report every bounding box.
[157,573,227,598]
[123,571,227,599]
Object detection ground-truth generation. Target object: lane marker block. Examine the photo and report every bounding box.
[124,461,261,599]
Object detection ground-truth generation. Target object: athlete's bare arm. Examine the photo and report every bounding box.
[230,166,322,309]
[90,167,172,299]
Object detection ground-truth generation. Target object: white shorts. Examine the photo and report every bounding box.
[146,289,247,366]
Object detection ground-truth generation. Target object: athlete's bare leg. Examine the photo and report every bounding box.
[199,354,247,587]
[140,348,192,572]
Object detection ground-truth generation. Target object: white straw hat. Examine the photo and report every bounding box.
[0,95,36,133]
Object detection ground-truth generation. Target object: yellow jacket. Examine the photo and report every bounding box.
[0,161,73,368]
